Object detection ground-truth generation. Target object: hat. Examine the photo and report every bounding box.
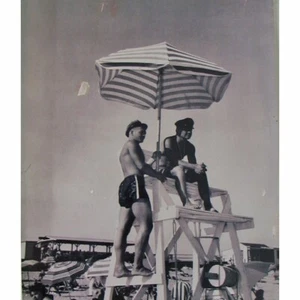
[175,118,194,130]
[125,120,148,137]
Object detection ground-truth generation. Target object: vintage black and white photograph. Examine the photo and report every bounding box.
[21,1,279,299]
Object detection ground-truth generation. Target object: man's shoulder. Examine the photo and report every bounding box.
[164,135,176,142]
[186,141,195,150]
[125,140,141,150]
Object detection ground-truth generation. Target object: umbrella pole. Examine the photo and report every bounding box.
[156,69,163,171]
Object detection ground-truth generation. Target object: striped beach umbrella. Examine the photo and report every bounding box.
[86,257,132,278]
[21,260,47,271]
[171,281,192,300]
[41,261,86,286]
[95,42,232,154]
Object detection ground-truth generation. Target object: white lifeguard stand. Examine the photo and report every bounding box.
[103,151,254,300]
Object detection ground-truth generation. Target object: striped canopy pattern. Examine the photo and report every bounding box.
[41,261,86,286]
[96,42,231,110]
[171,281,192,300]
[86,258,132,278]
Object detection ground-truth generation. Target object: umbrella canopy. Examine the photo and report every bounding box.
[244,261,271,288]
[41,261,86,286]
[21,260,47,272]
[96,42,231,110]
[86,253,112,267]
[86,257,132,278]
[96,42,232,155]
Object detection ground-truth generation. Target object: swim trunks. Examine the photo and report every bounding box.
[118,175,149,208]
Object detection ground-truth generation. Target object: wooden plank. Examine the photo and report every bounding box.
[153,205,253,224]
[221,193,231,214]
[152,206,178,222]
[105,273,163,287]
[204,220,254,235]
[206,193,231,260]
[103,287,114,300]
[191,267,205,300]
[159,180,177,206]
[104,249,117,300]
[179,211,252,223]
[227,223,252,300]
[153,180,168,300]
[132,286,148,300]
[177,219,208,263]
[192,222,201,292]
[164,227,183,256]
[145,175,227,200]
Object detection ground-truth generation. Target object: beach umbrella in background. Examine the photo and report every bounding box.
[21,260,47,272]
[86,257,132,278]
[41,261,86,286]
[95,42,232,157]
[85,252,112,267]
[244,261,271,288]
[21,260,48,282]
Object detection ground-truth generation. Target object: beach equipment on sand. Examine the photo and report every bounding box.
[95,41,232,157]
[41,261,86,286]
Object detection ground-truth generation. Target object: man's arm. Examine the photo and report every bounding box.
[164,137,179,167]
[187,143,197,164]
[187,144,207,173]
[128,142,165,181]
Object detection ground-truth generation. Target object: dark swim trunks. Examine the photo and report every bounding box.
[118,175,149,208]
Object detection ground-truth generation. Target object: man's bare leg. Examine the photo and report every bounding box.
[171,166,200,208]
[131,199,153,276]
[114,207,135,277]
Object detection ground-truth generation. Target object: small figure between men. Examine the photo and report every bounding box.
[162,118,218,212]
[114,120,166,278]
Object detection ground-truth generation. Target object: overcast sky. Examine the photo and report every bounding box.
[21,0,278,252]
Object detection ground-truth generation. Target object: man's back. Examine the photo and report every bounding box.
[119,140,145,177]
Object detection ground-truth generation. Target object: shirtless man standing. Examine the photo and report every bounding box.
[114,120,166,278]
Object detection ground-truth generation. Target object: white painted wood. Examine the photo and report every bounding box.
[164,227,183,256]
[153,180,168,300]
[177,219,208,263]
[204,220,254,235]
[132,286,149,300]
[227,223,252,300]
[105,273,163,287]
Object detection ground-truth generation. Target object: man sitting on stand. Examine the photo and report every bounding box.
[161,118,218,212]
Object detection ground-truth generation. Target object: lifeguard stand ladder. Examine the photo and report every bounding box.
[104,158,254,300]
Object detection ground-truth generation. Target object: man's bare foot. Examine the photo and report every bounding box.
[184,201,201,209]
[131,267,153,276]
[205,207,218,213]
[114,266,132,278]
